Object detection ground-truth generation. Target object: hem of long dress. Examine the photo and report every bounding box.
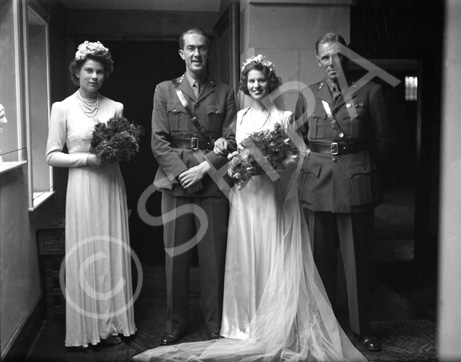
[220,328,249,341]
[65,329,136,348]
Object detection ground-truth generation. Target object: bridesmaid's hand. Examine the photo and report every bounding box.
[87,154,104,168]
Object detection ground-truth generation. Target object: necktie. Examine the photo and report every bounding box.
[332,83,341,102]
[193,81,200,98]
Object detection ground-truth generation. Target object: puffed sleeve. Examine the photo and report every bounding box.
[282,110,306,154]
[46,102,89,167]
[115,102,124,117]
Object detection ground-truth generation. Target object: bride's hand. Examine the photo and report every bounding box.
[227,150,238,160]
[280,155,298,171]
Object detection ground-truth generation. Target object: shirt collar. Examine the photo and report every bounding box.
[185,73,206,88]
[325,77,339,92]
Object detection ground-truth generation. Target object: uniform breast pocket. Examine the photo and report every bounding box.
[206,105,224,133]
[347,102,369,139]
[307,113,326,139]
[167,103,188,132]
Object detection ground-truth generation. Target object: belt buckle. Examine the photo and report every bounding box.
[331,142,339,155]
[191,137,199,151]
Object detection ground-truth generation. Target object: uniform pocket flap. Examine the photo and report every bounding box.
[167,103,186,114]
[347,162,376,178]
[206,105,224,115]
[303,159,322,177]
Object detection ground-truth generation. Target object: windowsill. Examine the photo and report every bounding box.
[29,191,55,212]
[0,161,27,174]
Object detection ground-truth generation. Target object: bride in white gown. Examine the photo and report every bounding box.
[134,55,367,361]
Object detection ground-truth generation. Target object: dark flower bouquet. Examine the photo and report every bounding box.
[228,123,298,190]
[89,116,144,163]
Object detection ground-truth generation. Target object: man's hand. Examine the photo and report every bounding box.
[213,137,229,155]
[178,161,211,189]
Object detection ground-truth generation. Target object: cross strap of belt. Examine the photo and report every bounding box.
[173,79,214,145]
[322,100,345,138]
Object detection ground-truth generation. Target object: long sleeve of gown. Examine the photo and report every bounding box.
[46,102,88,167]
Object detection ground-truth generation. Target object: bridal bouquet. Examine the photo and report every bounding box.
[89,115,144,163]
[228,123,298,190]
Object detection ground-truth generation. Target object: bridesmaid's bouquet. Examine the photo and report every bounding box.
[228,123,298,190]
[89,115,144,163]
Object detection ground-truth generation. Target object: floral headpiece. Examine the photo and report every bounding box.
[75,41,109,61]
[241,54,275,72]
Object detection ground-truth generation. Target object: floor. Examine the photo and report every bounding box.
[19,251,438,362]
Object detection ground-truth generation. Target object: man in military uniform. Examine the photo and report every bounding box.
[297,33,391,352]
[151,27,236,345]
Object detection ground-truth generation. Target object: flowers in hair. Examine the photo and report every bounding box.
[241,54,275,72]
[75,41,109,60]
[89,116,144,164]
[228,123,298,190]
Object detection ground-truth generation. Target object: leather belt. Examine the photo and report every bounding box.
[309,141,366,155]
[170,137,214,151]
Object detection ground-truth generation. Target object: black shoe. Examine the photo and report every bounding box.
[160,332,184,346]
[359,333,382,352]
[207,332,223,340]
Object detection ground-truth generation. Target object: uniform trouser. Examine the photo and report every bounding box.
[162,193,229,335]
[305,209,374,335]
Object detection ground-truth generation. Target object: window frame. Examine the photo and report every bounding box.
[22,0,54,211]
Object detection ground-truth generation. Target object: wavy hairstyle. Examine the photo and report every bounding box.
[239,60,282,96]
[69,41,114,86]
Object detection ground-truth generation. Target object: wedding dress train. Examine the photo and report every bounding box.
[133,103,366,361]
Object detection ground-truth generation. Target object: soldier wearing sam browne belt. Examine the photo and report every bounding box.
[296,33,391,352]
[151,28,237,346]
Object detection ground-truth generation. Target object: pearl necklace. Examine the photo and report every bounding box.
[77,91,100,118]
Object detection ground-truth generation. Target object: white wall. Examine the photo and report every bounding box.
[238,0,352,108]
[0,167,45,358]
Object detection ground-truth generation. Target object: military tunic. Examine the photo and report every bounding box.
[151,74,237,335]
[298,77,391,335]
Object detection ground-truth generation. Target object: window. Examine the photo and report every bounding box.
[405,76,418,101]
[0,0,27,173]
[23,2,53,210]
[0,0,53,210]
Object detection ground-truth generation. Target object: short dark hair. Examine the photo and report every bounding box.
[315,33,347,55]
[239,61,282,96]
[69,47,114,86]
[178,28,211,50]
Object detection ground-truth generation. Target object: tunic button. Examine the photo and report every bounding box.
[195,102,200,107]
[332,157,337,162]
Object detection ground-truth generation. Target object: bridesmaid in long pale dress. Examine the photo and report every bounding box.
[46,41,136,348]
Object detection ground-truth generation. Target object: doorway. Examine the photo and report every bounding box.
[100,40,184,263]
